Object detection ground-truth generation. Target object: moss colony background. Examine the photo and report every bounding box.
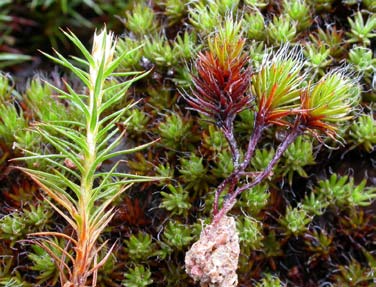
[0,0,376,286]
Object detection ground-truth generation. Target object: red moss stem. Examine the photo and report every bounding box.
[213,114,265,215]
[241,115,265,170]
[213,120,302,225]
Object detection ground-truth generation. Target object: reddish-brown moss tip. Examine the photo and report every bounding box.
[183,19,252,127]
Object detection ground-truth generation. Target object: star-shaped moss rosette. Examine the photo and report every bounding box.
[251,45,306,127]
[300,70,360,140]
[183,19,252,127]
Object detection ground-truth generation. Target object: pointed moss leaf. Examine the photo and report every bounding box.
[62,29,94,66]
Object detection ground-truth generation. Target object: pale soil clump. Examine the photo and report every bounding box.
[185,215,240,287]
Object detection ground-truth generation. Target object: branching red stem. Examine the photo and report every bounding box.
[213,120,303,225]
[213,114,265,215]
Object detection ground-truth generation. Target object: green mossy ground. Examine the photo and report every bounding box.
[0,1,375,286]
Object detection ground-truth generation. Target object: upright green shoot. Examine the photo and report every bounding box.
[13,28,161,287]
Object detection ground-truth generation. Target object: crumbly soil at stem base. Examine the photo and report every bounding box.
[185,215,240,287]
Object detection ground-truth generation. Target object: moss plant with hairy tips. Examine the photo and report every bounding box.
[281,136,315,185]
[143,35,178,67]
[0,104,30,148]
[346,11,376,46]
[23,79,68,123]
[310,26,346,59]
[163,221,193,250]
[256,274,286,287]
[280,205,313,236]
[161,0,189,25]
[160,183,192,216]
[349,114,376,152]
[115,37,143,70]
[302,192,329,216]
[125,232,155,261]
[316,174,376,208]
[0,203,52,244]
[12,28,162,287]
[300,69,360,140]
[28,240,63,285]
[252,45,306,127]
[179,154,210,192]
[122,265,153,287]
[304,44,332,77]
[283,0,311,31]
[182,16,361,285]
[267,16,297,45]
[158,112,193,151]
[238,184,270,215]
[125,3,156,36]
[245,10,266,41]
[348,46,376,84]
[184,17,252,128]
[188,1,221,33]
[237,215,264,250]
[173,31,200,61]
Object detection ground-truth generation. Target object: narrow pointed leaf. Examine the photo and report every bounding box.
[62,29,94,66]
